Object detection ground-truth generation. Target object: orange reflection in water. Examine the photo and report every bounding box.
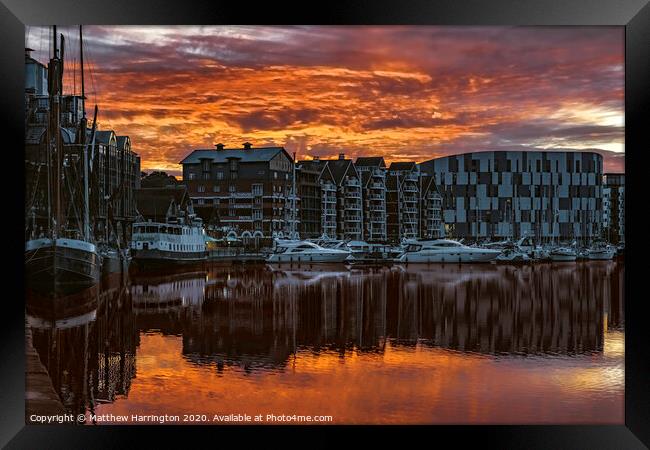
[97,331,623,424]
[30,261,624,424]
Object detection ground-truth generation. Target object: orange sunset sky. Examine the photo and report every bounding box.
[26,26,625,177]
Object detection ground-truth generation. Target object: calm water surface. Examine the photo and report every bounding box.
[27,261,624,424]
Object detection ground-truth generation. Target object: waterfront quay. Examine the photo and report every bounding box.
[25,318,65,422]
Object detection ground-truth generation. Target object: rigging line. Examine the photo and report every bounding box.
[64,162,83,234]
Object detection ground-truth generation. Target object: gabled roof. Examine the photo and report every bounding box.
[116,136,130,151]
[355,157,386,168]
[420,174,440,195]
[180,147,290,164]
[326,159,359,185]
[95,130,116,145]
[299,159,335,183]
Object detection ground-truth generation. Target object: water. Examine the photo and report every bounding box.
[26,260,624,425]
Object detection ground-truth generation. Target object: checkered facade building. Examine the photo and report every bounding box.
[419,151,604,241]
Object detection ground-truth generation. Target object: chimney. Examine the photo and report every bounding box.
[313,156,320,161]
[338,153,345,160]
[215,143,225,151]
[243,142,252,150]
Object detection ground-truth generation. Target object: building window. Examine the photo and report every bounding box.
[198,185,205,193]
[187,172,196,180]
[216,171,224,180]
[213,185,220,192]
[202,160,211,171]
[229,184,236,193]
[230,159,238,171]
[252,184,263,196]
[203,173,210,180]
[231,172,238,180]
[274,172,278,179]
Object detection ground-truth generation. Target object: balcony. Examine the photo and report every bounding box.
[371,182,384,189]
[403,207,417,214]
[369,205,385,212]
[345,191,361,198]
[345,178,361,186]
[372,169,386,178]
[404,173,418,182]
[368,194,384,200]
[402,185,418,193]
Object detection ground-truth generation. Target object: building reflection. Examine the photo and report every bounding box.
[27,260,624,415]
[176,261,623,371]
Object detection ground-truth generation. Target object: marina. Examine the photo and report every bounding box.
[22,25,626,427]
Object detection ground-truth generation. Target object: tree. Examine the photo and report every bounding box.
[140,171,181,188]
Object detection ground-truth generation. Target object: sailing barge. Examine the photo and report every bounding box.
[25,26,138,293]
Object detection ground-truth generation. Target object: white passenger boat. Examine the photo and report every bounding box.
[549,246,577,262]
[266,240,350,264]
[396,239,501,263]
[130,215,207,268]
[585,240,616,260]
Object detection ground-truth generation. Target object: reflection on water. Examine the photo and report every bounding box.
[27,261,624,424]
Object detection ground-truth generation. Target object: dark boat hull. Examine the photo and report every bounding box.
[25,240,100,295]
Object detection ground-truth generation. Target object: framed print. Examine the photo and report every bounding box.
[1,0,648,447]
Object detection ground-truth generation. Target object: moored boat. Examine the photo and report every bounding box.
[396,239,501,263]
[345,241,397,265]
[549,246,577,262]
[25,237,100,294]
[266,239,350,264]
[496,244,531,264]
[585,240,616,260]
[130,216,207,268]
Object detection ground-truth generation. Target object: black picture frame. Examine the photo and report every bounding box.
[2,0,648,447]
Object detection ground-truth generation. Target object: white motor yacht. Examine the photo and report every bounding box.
[585,241,616,260]
[549,246,577,262]
[496,244,531,264]
[345,241,396,265]
[396,239,501,263]
[266,240,350,264]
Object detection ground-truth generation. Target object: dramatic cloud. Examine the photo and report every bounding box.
[25,25,625,174]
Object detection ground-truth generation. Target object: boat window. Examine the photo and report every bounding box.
[406,244,422,252]
[274,247,287,253]
[146,226,158,233]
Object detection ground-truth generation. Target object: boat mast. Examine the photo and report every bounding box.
[79,25,91,242]
[292,151,297,239]
[49,26,64,239]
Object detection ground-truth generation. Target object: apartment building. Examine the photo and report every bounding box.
[419,151,604,241]
[180,143,295,238]
[355,157,388,242]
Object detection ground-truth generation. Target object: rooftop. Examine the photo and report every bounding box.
[180,146,289,164]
